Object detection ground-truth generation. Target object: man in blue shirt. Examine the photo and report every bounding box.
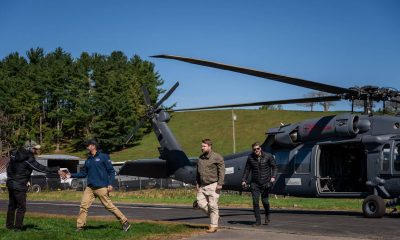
[71,140,130,231]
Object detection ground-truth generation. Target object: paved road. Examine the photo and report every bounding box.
[0,200,398,239]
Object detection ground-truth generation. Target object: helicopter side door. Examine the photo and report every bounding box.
[379,141,400,196]
[283,144,316,196]
[316,140,367,197]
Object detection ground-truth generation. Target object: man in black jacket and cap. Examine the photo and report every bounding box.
[241,142,277,226]
[5,140,63,231]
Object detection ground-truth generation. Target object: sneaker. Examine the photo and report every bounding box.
[122,221,131,231]
[76,227,84,232]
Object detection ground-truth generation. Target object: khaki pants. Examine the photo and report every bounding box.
[196,182,220,227]
[77,186,127,228]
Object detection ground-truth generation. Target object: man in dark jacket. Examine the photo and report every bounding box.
[70,140,130,232]
[6,140,62,231]
[241,142,277,226]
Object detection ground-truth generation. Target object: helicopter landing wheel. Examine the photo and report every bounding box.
[362,195,385,218]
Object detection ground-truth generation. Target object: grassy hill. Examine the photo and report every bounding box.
[110,109,341,161]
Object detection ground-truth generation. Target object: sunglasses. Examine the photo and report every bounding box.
[253,147,261,151]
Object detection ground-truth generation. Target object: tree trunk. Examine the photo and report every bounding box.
[56,120,60,152]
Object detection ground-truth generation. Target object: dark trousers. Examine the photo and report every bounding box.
[6,188,27,230]
[251,183,270,223]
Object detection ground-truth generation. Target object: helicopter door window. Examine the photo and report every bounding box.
[274,151,289,174]
[380,144,390,172]
[393,144,400,172]
[294,148,311,174]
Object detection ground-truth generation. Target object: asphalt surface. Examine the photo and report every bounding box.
[0,199,398,240]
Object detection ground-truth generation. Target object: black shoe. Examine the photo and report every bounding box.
[122,221,131,231]
[192,200,199,209]
[264,215,270,225]
[6,226,14,230]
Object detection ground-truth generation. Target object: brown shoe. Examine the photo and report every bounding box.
[206,226,218,233]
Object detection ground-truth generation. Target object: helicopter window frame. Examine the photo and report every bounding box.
[294,147,311,174]
[393,143,400,172]
[380,143,391,173]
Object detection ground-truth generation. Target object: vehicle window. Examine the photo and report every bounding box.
[394,144,400,171]
[381,144,390,172]
[295,148,311,173]
[274,151,289,174]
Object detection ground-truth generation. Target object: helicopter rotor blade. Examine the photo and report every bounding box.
[155,81,179,109]
[141,86,152,106]
[125,117,147,144]
[170,95,341,112]
[127,83,181,144]
[152,55,357,95]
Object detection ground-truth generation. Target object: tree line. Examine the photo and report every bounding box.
[0,47,163,153]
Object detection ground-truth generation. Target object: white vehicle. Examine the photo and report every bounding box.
[0,172,6,184]
[0,172,6,192]
[59,168,82,189]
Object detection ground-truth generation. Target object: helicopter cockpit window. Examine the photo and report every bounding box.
[394,144,400,171]
[380,144,390,172]
[295,148,311,174]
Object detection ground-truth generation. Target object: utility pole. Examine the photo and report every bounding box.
[232,108,237,153]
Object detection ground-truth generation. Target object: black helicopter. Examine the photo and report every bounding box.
[119,55,400,218]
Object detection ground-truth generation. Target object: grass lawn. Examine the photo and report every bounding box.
[109,110,340,161]
[0,213,204,240]
[0,189,363,211]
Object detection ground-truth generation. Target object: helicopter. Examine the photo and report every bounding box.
[119,54,400,218]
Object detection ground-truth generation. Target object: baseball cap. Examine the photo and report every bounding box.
[85,139,99,148]
[24,140,41,150]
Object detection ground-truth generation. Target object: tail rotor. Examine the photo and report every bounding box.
[125,82,179,144]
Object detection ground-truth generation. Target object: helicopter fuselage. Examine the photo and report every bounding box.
[119,112,400,218]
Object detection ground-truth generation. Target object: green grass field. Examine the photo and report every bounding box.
[0,213,203,240]
[0,189,363,211]
[107,109,340,161]
[0,189,364,240]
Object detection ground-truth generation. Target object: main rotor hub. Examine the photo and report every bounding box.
[347,86,400,102]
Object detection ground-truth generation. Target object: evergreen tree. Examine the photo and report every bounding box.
[0,48,163,152]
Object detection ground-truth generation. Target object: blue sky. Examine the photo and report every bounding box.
[1,0,399,111]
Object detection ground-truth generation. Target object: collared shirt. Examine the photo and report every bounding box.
[196,151,225,186]
[72,151,115,188]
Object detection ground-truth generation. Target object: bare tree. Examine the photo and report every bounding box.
[385,97,400,113]
[297,91,335,112]
[297,92,317,111]
[351,100,376,112]
[260,104,283,110]
[313,91,335,111]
